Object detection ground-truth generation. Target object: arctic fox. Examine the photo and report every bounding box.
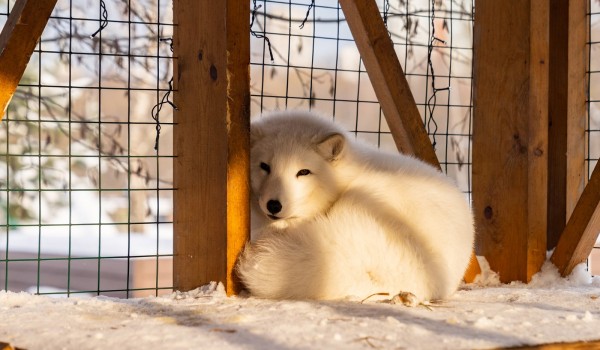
[237,110,475,305]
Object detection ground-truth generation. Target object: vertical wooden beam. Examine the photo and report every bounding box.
[339,0,480,281]
[173,0,250,295]
[473,1,549,282]
[551,163,600,276]
[547,0,587,250]
[0,0,57,120]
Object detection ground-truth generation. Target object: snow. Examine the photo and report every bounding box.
[2,258,600,350]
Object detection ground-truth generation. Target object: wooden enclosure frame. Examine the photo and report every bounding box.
[551,161,600,275]
[168,0,597,292]
[173,0,250,295]
[172,0,483,294]
[473,0,550,283]
[0,0,590,296]
[0,0,595,297]
[547,0,588,251]
[548,0,593,277]
[473,0,595,282]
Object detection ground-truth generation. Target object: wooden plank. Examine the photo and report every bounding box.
[338,0,439,168]
[173,0,250,296]
[463,252,482,283]
[0,342,15,350]
[339,0,480,282]
[547,0,587,250]
[550,162,600,276]
[0,0,57,120]
[473,0,549,282]
[500,339,600,350]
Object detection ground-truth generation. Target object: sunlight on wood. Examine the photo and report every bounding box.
[0,0,57,120]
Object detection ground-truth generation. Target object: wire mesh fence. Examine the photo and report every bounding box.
[0,0,598,299]
[588,0,600,275]
[0,0,175,298]
[250,0,474,196]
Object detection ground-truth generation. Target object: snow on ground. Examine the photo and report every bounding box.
[2,259,600,350]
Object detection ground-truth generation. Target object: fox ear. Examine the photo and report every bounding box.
[317,133,345,161]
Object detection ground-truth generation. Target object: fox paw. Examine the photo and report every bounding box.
[390,291,419,307]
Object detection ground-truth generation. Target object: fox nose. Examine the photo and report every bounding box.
[267,200,282,215]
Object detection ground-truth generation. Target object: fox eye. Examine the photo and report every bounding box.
[296,169,311,177]
[260,162,271,174]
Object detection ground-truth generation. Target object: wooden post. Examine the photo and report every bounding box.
[0,0,57,120]
[339,0,480,281]
[473,1,549,282]
[551,163,600,276]
[547,0,587,250]
[173,0,250,295]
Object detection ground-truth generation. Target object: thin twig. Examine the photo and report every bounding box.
[360,292,390,304]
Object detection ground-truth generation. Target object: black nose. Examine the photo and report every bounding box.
[266,200,282,215]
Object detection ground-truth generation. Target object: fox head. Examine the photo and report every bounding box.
[250,112,347,227]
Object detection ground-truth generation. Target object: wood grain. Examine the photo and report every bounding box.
[0,0,58,120]
[473,0,549,282]
[550,162,600,276]
[501,339,600,350]
[547,0,587,250]
[173,0,250,296]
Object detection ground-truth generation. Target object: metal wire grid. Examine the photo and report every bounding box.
[588,1,600,274]
[250,0,600,275]
[590,2,600,178]
[249,0,475,196]
[0,0,175,298]
[0,0,596,297]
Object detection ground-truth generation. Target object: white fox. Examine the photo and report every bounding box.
[237,110,475,305]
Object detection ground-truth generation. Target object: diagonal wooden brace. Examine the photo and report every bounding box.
[338,0,438,167]
[551,162,600,276]
[339,0,481,281]
[0,0,57,120]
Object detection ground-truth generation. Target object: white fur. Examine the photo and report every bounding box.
[237,110,475,303]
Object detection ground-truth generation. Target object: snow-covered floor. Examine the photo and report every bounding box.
[2,260,600,350]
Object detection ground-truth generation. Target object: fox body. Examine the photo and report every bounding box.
[237,110,475,303]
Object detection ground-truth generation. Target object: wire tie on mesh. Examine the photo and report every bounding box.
[299,0,315,29]
[383,0,392,38]
[426,0,450,150]
[250,0,274,62]
[160,38,174,53]
[151,77,177,151]
[383,0,391,29]
[150,38,178,151]
[432,36,447,45]
[90,0,108,39]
